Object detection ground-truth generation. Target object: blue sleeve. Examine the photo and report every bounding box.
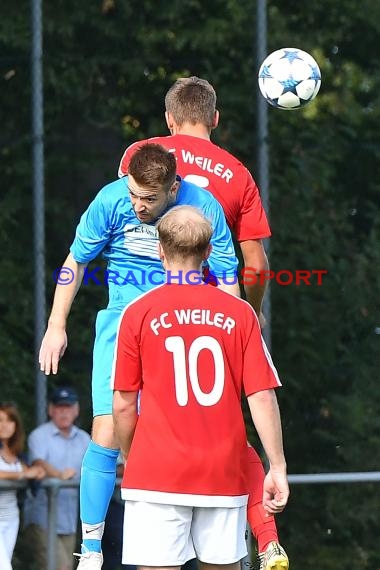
[70,188,113,263]
[203,197,238,278]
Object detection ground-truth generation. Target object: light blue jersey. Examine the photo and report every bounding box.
[70,176,238,416]
[71,176,237,311]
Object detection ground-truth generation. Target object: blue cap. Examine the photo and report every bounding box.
[50,386,78,406]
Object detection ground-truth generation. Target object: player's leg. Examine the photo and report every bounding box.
[122,501,195,567]
[192,505,247,570]
[246,445,289,570]
[198,564,240,570]
[76,309,121,567]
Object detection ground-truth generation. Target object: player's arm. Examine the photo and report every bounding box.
[236,170,271,323]
[113,390,138,460]
[112,308,142,459]
[205,199,240,297]
[240,239,269,323]
[39,252,87,375]
[247,389,289,514]
[40,186,114,374]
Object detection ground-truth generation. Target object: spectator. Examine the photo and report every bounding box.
[0,402,45,570]
[23,387,90,570]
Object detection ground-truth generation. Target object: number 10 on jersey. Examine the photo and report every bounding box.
[165,335,225,407]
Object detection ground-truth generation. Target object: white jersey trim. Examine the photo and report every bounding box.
[121,488,248,508]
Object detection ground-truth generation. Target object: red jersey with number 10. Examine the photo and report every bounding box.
[118,135,271,242]
[113,283,281,507]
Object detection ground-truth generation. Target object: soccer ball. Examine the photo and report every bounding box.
[258,48,321,110]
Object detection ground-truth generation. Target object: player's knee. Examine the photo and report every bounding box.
[92,415,118,447]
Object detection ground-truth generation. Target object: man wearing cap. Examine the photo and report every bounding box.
[23,386,90,570]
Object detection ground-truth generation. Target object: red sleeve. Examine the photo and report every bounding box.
[113,309,142,392]
[234,169,271,241]
[242,308,281,395]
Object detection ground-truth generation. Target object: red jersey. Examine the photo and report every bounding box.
[118,135,271,242]
[113,283,281,507]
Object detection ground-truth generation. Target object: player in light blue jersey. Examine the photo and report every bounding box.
[39,143,239,569]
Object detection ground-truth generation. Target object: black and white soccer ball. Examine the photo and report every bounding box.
[258,48,321,110]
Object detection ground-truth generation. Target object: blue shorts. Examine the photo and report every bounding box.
[92,308,123,416]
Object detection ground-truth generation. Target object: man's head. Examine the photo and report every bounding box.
[165,76,219,132]
[157,205,213,269]
[128,143,180,223]
[48,386,79,430]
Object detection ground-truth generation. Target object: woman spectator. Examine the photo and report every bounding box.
[0,402,45,570]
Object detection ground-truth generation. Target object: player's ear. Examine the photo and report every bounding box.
[158,243,165,262]
[165,111,174,133]
[170,180,181,199]
[204,244,212,261]
[212,110,219,130]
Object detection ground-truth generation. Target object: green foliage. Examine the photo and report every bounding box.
[1,1,380,568]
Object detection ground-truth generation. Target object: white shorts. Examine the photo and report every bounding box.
[122,500,247,566]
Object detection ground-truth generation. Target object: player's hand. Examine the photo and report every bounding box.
[39,326,68,375]
[262,468,289,514]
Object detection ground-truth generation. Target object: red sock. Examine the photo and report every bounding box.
[246,445,279,553]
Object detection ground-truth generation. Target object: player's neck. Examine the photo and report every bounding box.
[165,263,203,284]
[172,123,211,141]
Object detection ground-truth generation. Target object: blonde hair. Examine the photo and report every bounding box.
[165,76,217,128]
[157,205,212,263]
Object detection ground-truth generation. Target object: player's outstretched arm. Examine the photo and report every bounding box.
[39,252,87,375]
[247,389,289,514]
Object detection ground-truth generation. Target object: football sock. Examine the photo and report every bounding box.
[246,444,279,553]
[80,440,119,553]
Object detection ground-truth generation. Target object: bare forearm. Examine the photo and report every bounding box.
[244,281,266,316]
[48,253,86,328]
[240,239,269,316]
[113,390,138,459]
[248,389,286,469]
[32,459,60,478]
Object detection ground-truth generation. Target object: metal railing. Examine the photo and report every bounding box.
[2,472,380,570]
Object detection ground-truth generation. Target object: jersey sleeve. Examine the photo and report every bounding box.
[234,170,271,241]
[70,188,114,264]
[112,308,142,392]
[242,308,282,395]
[203,197,239,278]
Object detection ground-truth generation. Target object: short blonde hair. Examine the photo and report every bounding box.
[157,206,212,263]
[165,76,217,128]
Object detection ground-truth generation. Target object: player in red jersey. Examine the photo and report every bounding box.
[113,206,288,570]
[118,76,269,323]
[118,77,289,570]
